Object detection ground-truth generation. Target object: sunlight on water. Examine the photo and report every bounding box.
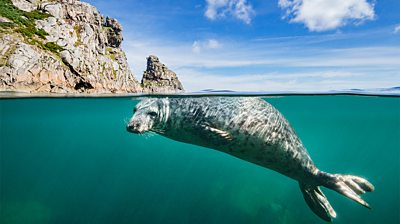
[0,95,399,224]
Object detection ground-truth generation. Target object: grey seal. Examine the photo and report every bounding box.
[126,97,374,222]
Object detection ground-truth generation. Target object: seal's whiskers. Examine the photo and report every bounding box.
[123,117,129,125]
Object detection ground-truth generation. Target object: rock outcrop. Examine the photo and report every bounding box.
[0,0,183,94]
[142,55,184,93]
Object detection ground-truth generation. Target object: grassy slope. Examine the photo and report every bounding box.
[0,0,63,54]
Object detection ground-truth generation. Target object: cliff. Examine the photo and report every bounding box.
[142,55,184,93]
[0,0,183,94]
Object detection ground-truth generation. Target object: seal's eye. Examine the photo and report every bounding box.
[148,111,157,117]
[133,108,137,113]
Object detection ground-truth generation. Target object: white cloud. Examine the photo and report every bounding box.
[122,31,400,92]
[192,41,202,53]
[207,39,221,49]
[394,25,400,34]
[205,0,255,24]
[176,68,398,92]
[278,0,375,31]
[192,39,221,53]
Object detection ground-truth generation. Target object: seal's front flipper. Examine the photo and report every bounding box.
[200,124,233,141]
[299,183,337,222]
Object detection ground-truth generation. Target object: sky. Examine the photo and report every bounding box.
[84,0,400,92]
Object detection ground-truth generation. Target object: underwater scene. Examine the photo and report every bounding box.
[0,95,399,224]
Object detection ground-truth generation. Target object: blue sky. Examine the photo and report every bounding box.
[85,0,400,91]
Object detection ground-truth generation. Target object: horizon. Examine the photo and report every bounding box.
[84,0,400,92]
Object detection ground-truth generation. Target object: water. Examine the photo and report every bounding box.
[0,95,399,224]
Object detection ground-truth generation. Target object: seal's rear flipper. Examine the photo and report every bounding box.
[299,183,337,222]
[319,172,375,209]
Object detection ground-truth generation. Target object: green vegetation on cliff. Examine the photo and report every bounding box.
[0,0,49,21]
[0,0,63,54]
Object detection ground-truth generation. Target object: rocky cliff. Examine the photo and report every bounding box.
[0,0,183,94]
[142,55,184,93]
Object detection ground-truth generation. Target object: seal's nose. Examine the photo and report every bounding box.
[126,122,140,133]
[126,122,135,133]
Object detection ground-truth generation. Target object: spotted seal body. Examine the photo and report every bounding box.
[127,97,374,222]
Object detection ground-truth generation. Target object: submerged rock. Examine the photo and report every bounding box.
[141,55,184,93]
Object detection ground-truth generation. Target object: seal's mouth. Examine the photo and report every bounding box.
[126,126,138,134]
[126,126,142,134]
[126,123,146,134]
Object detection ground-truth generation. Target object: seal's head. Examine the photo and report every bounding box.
[126,98,169,134]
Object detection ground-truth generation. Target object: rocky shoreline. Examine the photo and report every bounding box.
[0,0,184,94]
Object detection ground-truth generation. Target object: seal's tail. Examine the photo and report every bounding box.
[299,183,336,222]
[300,172,374,222]
[319,172,375,208]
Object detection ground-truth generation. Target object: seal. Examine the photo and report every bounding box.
[126,97,374,221]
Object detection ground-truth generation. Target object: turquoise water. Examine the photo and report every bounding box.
[0,95,399,224]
